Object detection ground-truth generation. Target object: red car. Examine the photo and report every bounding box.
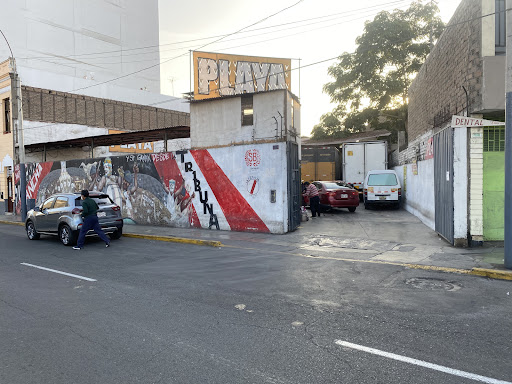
[303,181,359,212]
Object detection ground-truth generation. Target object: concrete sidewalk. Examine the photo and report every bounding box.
[1,211,510,281]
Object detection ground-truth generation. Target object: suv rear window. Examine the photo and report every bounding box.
[367,173,398,186]
[75,195,114,206]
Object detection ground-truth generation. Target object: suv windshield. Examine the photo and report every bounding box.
[75,195,114,206]
[367,173,398,186]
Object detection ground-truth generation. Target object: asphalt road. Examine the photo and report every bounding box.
[1,223,511,384]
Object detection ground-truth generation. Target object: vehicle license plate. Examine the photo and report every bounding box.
[97,212,106,217]
[340,194,348,199]
[379,196,386,200]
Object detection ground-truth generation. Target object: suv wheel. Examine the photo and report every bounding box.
[348,207,356,213]
[59,224,77,246]
[110,228,123,240]
[26,221,40,240]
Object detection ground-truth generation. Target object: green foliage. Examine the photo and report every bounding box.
[312,1,444,141]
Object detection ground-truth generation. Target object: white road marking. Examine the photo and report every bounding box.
[335,340,512,384]
[21,263,97,282]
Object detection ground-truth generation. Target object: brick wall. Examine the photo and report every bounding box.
[469,126,484,240]
[21,86,190,132]
[408,0,482,142]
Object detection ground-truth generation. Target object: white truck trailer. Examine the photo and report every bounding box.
[342,141,388,194]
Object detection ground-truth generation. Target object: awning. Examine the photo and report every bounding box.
[24,126,190,152]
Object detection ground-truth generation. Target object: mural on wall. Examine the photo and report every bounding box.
[16,144,288,233]
[193,51,292,100]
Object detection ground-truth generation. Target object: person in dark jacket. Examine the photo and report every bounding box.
[73,190,110,250]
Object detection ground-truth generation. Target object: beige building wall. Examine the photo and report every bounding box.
[0,60,13,206]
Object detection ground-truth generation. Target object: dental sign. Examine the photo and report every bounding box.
[193,51,291,100]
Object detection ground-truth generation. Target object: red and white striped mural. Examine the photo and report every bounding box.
[17,143,289,233]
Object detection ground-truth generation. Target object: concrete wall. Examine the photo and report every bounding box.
[482,56,506,111]
[453,127,469,244]
[0,0,161,92]
[191,90,296,148]
[18,143,289,233]
[394,159,435,230]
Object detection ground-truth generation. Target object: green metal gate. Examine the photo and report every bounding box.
[483,127,505,240]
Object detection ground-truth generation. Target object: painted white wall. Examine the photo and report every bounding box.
[191,90,296,148]
[23,120,109,146]
[1,0,161,92]
[453,127,468,241]
[205,143,288,233]
[394,159,435,230]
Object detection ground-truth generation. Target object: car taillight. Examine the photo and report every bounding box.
[398,188,401,196]
[112,206,121,211]
[71,208,82,215]
[363,188,367,196]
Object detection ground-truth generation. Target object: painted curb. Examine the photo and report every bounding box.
[0,220,222,247]
[469,268,512,281]
[0,220,24,227]
[123,233,223,248]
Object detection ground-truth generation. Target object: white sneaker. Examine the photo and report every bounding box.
[72,246,81,250]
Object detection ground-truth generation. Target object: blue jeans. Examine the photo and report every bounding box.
[77,215,110,248]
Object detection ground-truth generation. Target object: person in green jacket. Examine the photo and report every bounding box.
[73,190,110,250]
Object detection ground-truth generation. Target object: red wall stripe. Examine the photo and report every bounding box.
[191,150,270,233]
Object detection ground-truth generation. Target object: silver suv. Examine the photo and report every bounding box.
[25,192,123,246]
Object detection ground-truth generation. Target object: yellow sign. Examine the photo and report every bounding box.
[193,51,291,100]
[347,151,353,156]
[109,130,154,153]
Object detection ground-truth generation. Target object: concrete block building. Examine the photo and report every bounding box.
[392,0,506,245]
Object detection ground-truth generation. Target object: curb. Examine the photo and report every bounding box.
[123,233,223,248]
[469,268,512,281]
[0,220,222,247]
[0,220,24,227]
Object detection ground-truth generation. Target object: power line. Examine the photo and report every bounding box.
[20,3,507,133]
[33,2,410,68]
[68,0,304,94]
[17,0,408,63]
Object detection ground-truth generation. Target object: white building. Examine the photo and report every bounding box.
[0,0,161,93]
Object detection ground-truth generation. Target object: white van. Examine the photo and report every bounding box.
[363,170,401,209]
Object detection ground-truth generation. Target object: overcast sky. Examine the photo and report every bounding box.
[158,0,461,137]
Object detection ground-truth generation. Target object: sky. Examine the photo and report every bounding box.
[158,0,461,137]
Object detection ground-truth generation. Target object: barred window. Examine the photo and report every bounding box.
[483,127,505,152]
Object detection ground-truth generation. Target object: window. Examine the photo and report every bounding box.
[367,173,398,186]
[484,127,505,152]
[4,98,10,133]
[75,195,113,206]
[496,0,506,55]
[54,197,69,209]
[41,198,55,210]
[241,95,253,126]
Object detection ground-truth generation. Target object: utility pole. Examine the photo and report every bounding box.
[11,59,27,221]
[1,30,27,221]
[505,0,512,269]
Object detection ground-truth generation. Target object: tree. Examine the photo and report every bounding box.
[312,1,444,141]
